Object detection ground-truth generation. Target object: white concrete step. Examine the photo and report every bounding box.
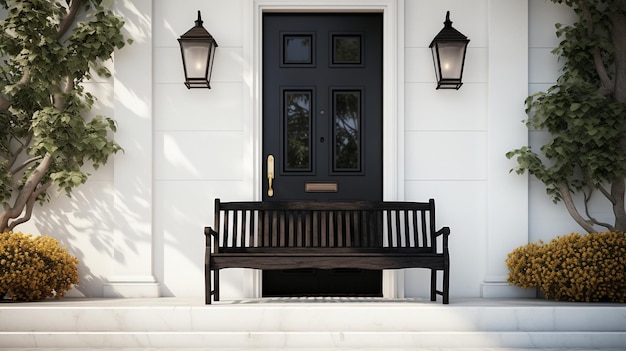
[0,297,625,349]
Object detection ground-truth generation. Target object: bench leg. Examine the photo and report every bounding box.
[205,261,212,304]
[205,268,221,303]
[214,270,220,301]
[443,261,450,305]
[430,269,437,301]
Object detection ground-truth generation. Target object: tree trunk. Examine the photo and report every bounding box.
[559,182,597,233]
[611,178,626,231]
[612,2,626,104]
[0,153,53,233]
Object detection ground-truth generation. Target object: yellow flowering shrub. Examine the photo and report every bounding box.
[0,231,79,301]
[506,231,626,302]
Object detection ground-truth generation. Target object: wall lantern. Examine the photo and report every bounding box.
[178,11,218,89]
[429,11,470,90]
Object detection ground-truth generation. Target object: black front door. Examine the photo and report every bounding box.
[262,13,383,296]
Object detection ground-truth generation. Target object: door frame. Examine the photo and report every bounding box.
[243,0,405,299]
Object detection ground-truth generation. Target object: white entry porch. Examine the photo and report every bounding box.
[1,297,625,350]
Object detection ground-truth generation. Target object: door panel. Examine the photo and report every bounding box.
[263,13,382,201]
[262,13,383,297]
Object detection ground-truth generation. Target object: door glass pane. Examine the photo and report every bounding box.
[283,35,313,65]
[333,35,361,64]
[285,91,312,171]
[333,91,361,171]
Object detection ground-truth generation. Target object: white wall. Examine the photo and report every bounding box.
[16,0,579,299]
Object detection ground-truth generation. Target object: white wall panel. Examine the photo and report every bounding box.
[405,131,487,181]
[528,83,554,96]
[404,48,432,83]
[153,0,243,48]
[83,80,114,117]
[405,0,487,48]
[529,48,562,84]
[154,131,243,180]
[405,83,487,131]
[462,48,488,84]
[529,0,576,48]
[481,0,530,293]
[529,179,588,242]
[153,180,250,297]
[404,180,487,297]
[104,0,159,297]
[154,83,243,131]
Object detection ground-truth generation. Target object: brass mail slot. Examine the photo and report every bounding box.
[305,182,338,192]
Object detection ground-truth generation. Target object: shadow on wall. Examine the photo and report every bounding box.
[33,172,160,297]
[33,178,115,297]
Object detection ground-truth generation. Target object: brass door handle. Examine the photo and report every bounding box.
[267,155,275,197]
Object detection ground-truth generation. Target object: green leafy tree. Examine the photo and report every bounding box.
[0,0,128,232]
[507,0,626,233]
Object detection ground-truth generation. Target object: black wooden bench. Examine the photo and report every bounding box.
[204,199,451,304]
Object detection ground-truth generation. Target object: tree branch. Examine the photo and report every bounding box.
[11,155,43,175]
[7,134,34,170]
[596,183,615,204]
[57,0,82,40]
[578,0,614,94]
[53,75,73,111]
[583,188,615,231]
[19,67,30,85]
[0,64,32,116]
[0,95,9,113]
[0,153,52,231]
[7,180,52,231]
[559,182,597,233]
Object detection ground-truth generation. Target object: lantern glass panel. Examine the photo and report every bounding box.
[182,41,210,78]
[431,45,442,82]
[436,42,466,80]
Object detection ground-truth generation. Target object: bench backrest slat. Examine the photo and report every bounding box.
[422,209,428,247]
[213,199,437,251]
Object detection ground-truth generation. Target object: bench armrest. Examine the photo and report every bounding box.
[204,226,219,253]
[435,226,451,250]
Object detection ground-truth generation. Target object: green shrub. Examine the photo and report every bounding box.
[506,231,626,302]
[0,231,79,301]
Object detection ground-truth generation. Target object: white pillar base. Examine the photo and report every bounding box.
[383,270,403,299]
[103,276,160,298]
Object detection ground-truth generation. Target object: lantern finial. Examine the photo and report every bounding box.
[444,11,452,28]
[195,11,203,27]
